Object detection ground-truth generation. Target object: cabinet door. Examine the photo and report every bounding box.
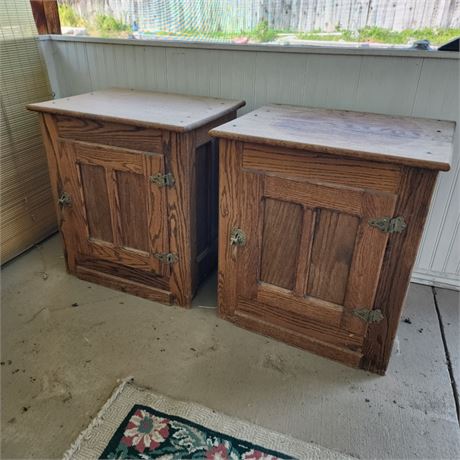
[60,140,168,276]
[234,170,397,350]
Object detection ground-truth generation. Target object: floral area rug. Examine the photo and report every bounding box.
[63,378,351,460]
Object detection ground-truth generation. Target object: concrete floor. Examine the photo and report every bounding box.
[1,235,459,459]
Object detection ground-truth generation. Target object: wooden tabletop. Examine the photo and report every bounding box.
[210,105,455,171]
[27,88,245,132]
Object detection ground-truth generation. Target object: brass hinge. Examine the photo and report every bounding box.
[352,308,384,323]
[230,228,246,246]
[154,252,178,264]
[150,172,175,187]
[368,216,407,234]
[58,192,72,208]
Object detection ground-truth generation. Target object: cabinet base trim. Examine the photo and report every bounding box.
[76,266,174,305]
[226,310,363,369]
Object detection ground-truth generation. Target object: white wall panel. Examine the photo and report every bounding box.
[38,37,460,289]
[301,54,362,110]
[354,56,423,115]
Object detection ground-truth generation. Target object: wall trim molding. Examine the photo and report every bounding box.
[411,270,460,291]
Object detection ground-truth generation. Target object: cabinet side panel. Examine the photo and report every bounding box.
[166,131,195,307]
[361,167,438,374]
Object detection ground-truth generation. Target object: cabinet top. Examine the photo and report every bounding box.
[27,88,245,132]
[210,105,455,171]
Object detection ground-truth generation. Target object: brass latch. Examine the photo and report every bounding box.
[154,252,178,264]
[368,216,406,234]
[58,192,72,208]
[150,172,175,187]
[352,308,384,323]
[230,228,246,246]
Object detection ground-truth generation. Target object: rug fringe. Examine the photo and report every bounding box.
[62,376,134,460]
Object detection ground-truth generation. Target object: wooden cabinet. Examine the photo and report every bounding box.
[210,105,455,374]
[28,89,244,307]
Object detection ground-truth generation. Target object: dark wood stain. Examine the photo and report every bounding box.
[260,198,303,290]
[56,115,162,153]
[195,141,219,285]
[30,0,61,34]
[361,168,438,374]
[307,210,359,305]
[79,163,113,242]
[78,255,169,290]
[117,171,149,252]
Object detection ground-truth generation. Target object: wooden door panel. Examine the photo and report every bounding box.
[242,144,402,194]
[72,140,145,173]
[307,210,360,305]
[83,242,153,269]
[238,170,397,342]
[293,208,316,296]
[341,191,397,334]
[264,175,364,215]
[257,283,343,327]
[116,171,150,252]
[237,169,264,301]
[260,198,303,290]
[236,298,364,351]
[144,153,168,274]
[59,139,167,276]
[56,115,163,153]
[79,163,113,242]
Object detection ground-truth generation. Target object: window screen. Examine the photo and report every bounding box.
[58,0,459,49]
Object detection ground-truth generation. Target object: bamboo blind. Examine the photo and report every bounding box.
[1,0,56,263]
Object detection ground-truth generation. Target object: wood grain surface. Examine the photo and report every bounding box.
[39,114,76,271]
[29,0,61,34]
[117,171,150,252]
[260,198,303,290]
[307,211,359,305]
[361,167,438,374]
[79,163,113,242]
[218,140,242,318]
[242,143,402,194]
[56,115,162,153]
[211,105,455,171]
[28,88,245,132]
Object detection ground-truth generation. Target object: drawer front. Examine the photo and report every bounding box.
[55,114,163,153]
[242,143,402,194]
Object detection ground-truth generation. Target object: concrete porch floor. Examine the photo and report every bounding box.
[1,234,459,459]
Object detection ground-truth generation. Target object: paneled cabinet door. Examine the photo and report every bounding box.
[58,140,168,276]
[235,171,397,342]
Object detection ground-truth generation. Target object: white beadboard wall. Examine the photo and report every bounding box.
[38,36,460,289]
